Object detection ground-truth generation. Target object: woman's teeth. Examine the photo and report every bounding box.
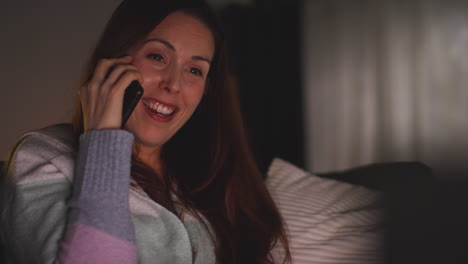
[143,100,175,116]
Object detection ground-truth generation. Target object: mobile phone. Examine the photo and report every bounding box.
[121,80,144,128]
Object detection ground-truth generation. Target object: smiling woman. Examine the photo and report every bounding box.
[123,11,214,169]
[1,0,290,263]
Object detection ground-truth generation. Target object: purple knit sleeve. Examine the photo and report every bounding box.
[55,130,137,264]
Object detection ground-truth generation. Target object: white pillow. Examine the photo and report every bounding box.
[266,158,384,264]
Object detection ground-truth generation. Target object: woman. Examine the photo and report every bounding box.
[2,0,291,263]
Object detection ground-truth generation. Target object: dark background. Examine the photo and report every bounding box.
[220,0,304,173]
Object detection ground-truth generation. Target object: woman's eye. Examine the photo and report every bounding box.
[189,67,203,76]
[147,53,164,62]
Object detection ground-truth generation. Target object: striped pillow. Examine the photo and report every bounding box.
[266,158,384,264]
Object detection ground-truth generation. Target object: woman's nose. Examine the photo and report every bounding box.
[161,65,181,93]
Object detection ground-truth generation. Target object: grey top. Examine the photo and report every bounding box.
[3,123,216,264]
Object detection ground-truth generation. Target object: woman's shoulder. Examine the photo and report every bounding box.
[6,123,76,184]
[11,123,75,160]
[21,123,75,149]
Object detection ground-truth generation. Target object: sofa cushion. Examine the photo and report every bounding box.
[317,161,433,192]
[266,158,383,264]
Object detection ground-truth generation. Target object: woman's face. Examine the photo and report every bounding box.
[125,11,215,153]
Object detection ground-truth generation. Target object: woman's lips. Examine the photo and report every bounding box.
[142,98,178,122]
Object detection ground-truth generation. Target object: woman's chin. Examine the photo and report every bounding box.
[133,134,167,148]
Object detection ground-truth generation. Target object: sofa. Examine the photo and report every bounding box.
[0,159,434,263]
[265,158,434,264]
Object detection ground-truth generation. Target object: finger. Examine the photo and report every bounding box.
[91,71,142,130]
[86,57,132,126]
[92,74,141,130]
[105,64,139,86]
[104,71,143,122]
[91,56,132,85]
[87,57,133,104]
[97,68,142,116]
[99,64,140,97]
[108,70,143,102]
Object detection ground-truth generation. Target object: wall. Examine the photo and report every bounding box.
[302,0,468,177]
[0,0,120,158]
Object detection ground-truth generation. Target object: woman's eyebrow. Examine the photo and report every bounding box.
[144,38,175,51]
[193,56,211,65]
[143,38,211,65]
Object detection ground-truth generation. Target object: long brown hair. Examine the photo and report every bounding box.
[71,0,290,263]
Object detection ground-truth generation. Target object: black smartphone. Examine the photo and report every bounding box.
[121,80,144,128]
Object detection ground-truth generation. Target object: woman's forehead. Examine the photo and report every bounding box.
[142,11,215,58]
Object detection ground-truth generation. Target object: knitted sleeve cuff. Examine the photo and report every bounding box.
[70,129,135,242]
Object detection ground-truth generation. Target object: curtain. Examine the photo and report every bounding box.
[302,0,468,177]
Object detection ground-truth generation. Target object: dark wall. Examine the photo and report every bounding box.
[220,0,304,173]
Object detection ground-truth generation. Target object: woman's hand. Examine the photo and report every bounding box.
[80,56,142,131]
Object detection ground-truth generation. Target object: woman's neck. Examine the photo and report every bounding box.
[133,143,163,176]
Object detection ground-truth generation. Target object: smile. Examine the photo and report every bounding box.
[142,99,176,117]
